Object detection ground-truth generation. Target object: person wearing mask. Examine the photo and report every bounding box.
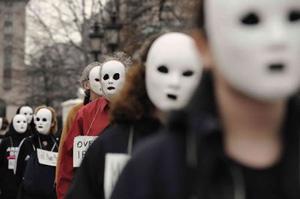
[55,62,102,184]
[56,52,131,199]
[111,0,300,198]
[16,105,35,135]
[16,106,58,199]
[0,114,29,199]
[65,32,204,199]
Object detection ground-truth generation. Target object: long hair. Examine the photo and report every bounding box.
[109,62,156,123]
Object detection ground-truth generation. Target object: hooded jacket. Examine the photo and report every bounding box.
[0,124,30,199]
[111,72,300,199]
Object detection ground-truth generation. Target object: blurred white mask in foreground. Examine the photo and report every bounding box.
[0,118,3,130]
[146,32,203,111]
[101,60,126,101]
[20,106,33,124]
[89,66,103,96]
[34,108,52,135]
[206,0,300,101]
[13,114,27,134]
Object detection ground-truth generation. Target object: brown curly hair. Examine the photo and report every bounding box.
[109,62,156,123]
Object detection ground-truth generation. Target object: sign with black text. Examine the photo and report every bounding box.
[37,149,58,167]
[73,136,97,167]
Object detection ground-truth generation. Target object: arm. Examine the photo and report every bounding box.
[56,110,83,199]
[55,104,81,182]
[15,138,34,185]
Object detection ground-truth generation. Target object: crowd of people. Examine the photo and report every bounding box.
[1,0,300,198]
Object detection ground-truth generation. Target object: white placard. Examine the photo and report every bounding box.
[104,153,130,199]
[37,149,58,167]
[73,136,97,167]
[7,147,19,170]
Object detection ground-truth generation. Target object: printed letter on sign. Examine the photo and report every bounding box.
[73,136,97,167]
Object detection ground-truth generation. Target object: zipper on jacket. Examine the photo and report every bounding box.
[230,165,246,199]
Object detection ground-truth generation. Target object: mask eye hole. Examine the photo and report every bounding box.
[23,121,26,123]
[36,117,40,122]
[289,10,300,23]
[113,73,120,80]
[17,121,20,123]
[157,65,169,74]
[103,74,109,80]
[24,113,27,115]
[182,70,194,77]
[42,118,47,122]
[240,12,260,26]
[95,78,100,82]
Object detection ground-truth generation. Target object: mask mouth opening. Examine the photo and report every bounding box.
[167,94,178,100]
[268,63,285,72]
[107,86,115,90]
[38,125,43,129]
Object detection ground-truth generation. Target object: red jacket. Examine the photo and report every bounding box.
[56,97,110,199]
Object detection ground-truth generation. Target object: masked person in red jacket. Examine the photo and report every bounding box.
[56,52,131,199]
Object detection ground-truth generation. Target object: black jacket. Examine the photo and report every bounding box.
[15,133,58,199]
[111,73,300,199]
[0,126,30,199]
[65,118,161,199]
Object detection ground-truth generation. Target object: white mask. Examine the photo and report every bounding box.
[206,0,300,101]
[89,66,103,96]
[13,114,28,134]
[20,106,33,124]
[34,108,52,135]
[100,60,126,101]
[0,118,3,130]
[146,32,203,111]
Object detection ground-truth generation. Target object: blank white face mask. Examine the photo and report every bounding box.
[146,32,203,111]
[89,66,103,96]
[0,118,3,130]
[206,0,300,101]
[13,114,28,134]
[20,106,33,124]
[34,108,52,135]
[100,60,126,101]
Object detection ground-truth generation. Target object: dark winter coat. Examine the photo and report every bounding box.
[0,124,30,199]
[15,133,58,199]
[111,72,300,199]
[65,118,161,199]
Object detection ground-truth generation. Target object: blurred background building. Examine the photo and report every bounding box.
[0,0,29,120]
[0,0,198,123]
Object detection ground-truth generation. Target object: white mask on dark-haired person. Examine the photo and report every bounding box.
[13,114,27,134]
[146,32,203,111]
[206,0,300,101]
[34,108,52,135]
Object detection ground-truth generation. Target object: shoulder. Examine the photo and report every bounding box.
[69,103,83,115]
[130,132,184,169]
[91,123,130,150]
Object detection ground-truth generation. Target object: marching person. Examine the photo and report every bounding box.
[56,52,132,199]
[0,114,29,199]
[55,62,102,184]
[111,0,300,198]
[16,106,59,199]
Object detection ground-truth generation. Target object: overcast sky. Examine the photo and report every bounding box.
[25,0,106,55]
